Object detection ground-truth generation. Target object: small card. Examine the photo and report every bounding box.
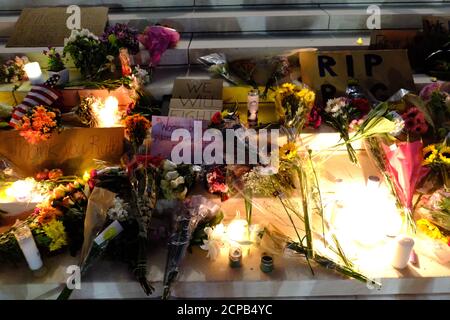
[94,220,123,246]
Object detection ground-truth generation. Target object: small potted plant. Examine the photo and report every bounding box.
[43,47,68,85]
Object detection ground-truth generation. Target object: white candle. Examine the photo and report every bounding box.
[13,223,43,271]
[392,235,415,269]
[24,62,44,85]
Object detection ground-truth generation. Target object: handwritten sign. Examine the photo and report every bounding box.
[7,7,108,47]
[168,78,223,120]
[151,116,211,162]
[299,49,415,103]
[0,127,123,176]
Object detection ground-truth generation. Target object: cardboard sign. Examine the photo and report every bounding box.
[7,7,109,47]
[369,30,425,70]
[151,115,210,161]
[168,78,223,120]
[299,49,415,103]
[0,127,123,176]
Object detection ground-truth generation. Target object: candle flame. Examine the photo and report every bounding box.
[92,96,122,127]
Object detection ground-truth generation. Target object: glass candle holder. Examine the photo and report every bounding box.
[247,89,259,127]
[24,62,44,85]
[13,222,44,272]
[229,246,242,268]
[260,255,274,273]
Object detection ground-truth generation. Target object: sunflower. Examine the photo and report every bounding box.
[438,146,450,165]
[279,142,298,161]
[422,144,438,165]
[281,83,296,92]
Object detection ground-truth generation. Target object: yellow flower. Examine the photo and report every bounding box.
[42,219,67,251]
[422,144,438,165]
[281,83,295,92]
[279,142,298,161]
[438,146,450,165]
[304,91,316,107]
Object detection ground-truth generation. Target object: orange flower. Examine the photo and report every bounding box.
[17,105,59,144]
[123,114,151,145]
[37,206,63,225]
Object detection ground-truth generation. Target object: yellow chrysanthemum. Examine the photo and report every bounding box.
[422,144,438,165]
[42,219,68,251]
[279,142,298,161]
[439,146,450,165]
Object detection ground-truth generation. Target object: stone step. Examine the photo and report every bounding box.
[189,31,370,64]
[0,5,449,36]
[0,31,371,67]
[0,0,447,11]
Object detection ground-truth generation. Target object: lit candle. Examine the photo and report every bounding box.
[227,218,248,243]
[24,62,44,85]
[392,235,415,269]
[97,96,120,127]
[5,179,35,202]
[13,222,44,271]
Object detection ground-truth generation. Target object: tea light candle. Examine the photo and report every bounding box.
[13,222,44,271]
[392,235,415,269]
[24,62,44,85]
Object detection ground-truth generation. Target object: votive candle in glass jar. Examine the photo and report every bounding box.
[247,89,259,127]
[13,222,44,271]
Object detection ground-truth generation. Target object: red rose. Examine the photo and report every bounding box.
[351,98,370,115]
[211,112,222,125]
[307,106,322,129]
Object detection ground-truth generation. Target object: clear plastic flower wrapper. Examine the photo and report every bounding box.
[198,52,291,96]
[162,195,221,299]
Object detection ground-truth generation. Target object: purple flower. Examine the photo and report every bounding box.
[419,82,443,101]
[101,23,139,54]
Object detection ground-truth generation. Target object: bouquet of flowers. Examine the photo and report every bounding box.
[162,195,221,299]
[417,189,450,239]
[198,54,290,97]
[0,174,88,264]
[420,82,450,139]
[101,23,140,55]
[16,105,61,144]
[272,82,315,140]
[43,47,66,72]
[422,141,450,191]
[0,56,29,84]
[138,25,180,67]
[205,166,229,201]
[64,29,111,80]
[160,160,195,201]
[322,96,371,163]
